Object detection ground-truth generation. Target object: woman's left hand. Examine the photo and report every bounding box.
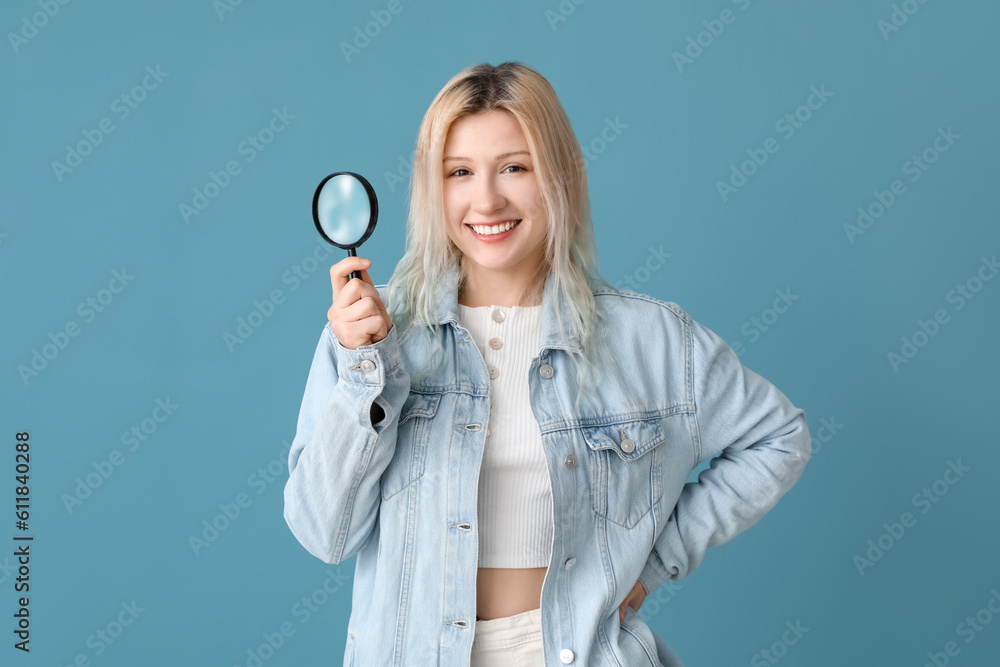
[619,579,648,623]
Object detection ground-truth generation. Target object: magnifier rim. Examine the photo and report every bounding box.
[311,171,379,250]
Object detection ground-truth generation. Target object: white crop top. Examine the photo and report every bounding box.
[456,303,553,568]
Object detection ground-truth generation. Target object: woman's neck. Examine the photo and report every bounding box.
[457,263,547,308]
[458,278,544,308]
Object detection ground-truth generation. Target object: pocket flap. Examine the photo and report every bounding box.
[397,392,441,426]
[582,418,665,461]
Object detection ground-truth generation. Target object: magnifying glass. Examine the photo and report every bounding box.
[312,172,378,280]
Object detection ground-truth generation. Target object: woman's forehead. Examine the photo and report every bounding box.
[444,110,529,154]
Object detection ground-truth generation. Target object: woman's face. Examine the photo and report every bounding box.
[442,109,547,287]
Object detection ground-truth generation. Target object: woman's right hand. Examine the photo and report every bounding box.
[328,256,393,350]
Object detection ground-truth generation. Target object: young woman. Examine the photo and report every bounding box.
[284,62,812,667]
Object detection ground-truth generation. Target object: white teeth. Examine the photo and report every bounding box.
[470,220,519,235]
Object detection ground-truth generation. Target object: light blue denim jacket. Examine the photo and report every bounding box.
[283,263,811,666]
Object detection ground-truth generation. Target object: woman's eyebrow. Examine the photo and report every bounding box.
[443,150,530,163]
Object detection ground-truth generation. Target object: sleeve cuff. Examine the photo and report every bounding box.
[638,555,669,597]
[326,323,403,387]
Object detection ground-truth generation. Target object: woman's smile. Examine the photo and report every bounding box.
[467,219,521,240]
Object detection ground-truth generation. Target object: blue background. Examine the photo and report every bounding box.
[2,0,999,665]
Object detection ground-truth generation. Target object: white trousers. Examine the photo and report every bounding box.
[470,607,545,666]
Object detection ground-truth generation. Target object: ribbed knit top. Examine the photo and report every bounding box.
[456,302,553,568]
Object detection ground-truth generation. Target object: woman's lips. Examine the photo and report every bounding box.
[467,219,521,242]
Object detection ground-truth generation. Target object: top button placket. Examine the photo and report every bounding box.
[485,308,505,438]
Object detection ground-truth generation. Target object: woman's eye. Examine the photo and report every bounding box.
[503,164,525,173]
[449,168,470,177]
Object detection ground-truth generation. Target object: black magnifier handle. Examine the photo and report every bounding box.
[348,247,360,281]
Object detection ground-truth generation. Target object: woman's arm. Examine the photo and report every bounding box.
[638,313,812,596]
[283,321,411,564]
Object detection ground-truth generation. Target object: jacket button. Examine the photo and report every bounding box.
[492,309,506,323]
[620,437,635,454]
[564,454,576,469]
[359,359,376,374]
[539,364,554,378]
[564,557,576,569]
[488,365,500,380]
[489,337,503,350]
[560,648,575,663]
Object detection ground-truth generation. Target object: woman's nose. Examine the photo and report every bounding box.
[472,176,505,213]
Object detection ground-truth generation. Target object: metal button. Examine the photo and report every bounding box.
[564,454,577,469]
[359,359,376,374]
[564,557,576,569]
[560,648,575,663]
[492,309,506,323]
[489,337,503,350]
[539,364,554,378]
[488,365,500,380]
[618,426,635,453]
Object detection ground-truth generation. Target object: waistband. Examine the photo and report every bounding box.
[471,607,542,651]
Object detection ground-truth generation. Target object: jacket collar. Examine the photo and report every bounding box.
[429,262,585,354]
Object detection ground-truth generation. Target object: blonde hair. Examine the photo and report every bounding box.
[384,61,613,408]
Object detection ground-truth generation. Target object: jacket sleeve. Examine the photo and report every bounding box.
[638,312,811,596]
[283,320,411,564]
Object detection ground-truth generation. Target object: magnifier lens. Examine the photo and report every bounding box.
[315,174,371,246]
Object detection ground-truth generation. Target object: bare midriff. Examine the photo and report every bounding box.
[476,567,548,620]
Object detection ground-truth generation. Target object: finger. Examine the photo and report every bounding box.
[330,257,372,297]
[373,313,388,342]
[345,302,388,345]
[357,265,374,286]
[332,269,377,313]
[358,268,390,319]
[360,313,385,339]
[353,267,391,329]
[337,313,384,348]
[341,295,382,326]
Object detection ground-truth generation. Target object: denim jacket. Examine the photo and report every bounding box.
[283,263,811,666]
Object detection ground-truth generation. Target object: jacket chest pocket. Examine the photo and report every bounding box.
[380,392,441,501]
[582,417,665,529]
